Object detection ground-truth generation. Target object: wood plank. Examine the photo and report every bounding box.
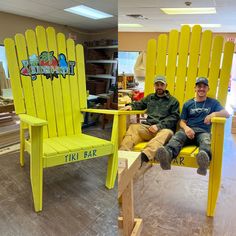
[75,44,87,109]
[198,30,212,77]
[166,29,179,95]
[122,181,134,236]
[0,143,20,155]
[145,39,156,96]
[156,34,167,77]
[118,151,141,198]
[185,25,202,101]
[0,104,14,113]
[25,29,49,138]
[46,27,66,137]
[36,26,57,137]
[0,62,9,91]
[56,32,74,135]
[131,218,143,236]
[208,36,223,99]
[174,25,190,109]
[218,41,234,106]
[15,34,36,117]
[67,38,82,134]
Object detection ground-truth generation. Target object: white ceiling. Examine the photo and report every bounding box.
[118,0,236,32]
[0,0,117,31]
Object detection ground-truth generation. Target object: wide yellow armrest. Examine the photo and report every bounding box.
[81,108,146,116]
[81,108,119,115]
[19,114,48,126]
[117,110,146,115]
[211,117,226,124]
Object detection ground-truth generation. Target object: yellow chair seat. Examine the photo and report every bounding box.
[134,142,199,167]
[25,134,113,168]
[134,142,197,156]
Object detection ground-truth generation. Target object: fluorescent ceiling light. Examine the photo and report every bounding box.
[161,7,216,15]
[181,24,221,28]
[64,5,113,19]
[118,24,143,28]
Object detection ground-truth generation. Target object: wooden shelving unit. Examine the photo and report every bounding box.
[85,43,118,94]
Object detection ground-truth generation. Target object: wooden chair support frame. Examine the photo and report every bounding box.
[118,151,143,236]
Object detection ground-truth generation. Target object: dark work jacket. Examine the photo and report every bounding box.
[131,90,180,132]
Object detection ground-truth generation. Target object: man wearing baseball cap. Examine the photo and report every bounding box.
[156,76,229,175]
[120,75,180,173]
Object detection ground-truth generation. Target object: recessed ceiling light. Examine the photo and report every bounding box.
[161,7,216,15]
[118,24,143,28]
[181,24,221,28]
[64,5,113,20]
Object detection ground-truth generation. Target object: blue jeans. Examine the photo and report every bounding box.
[165,127,212,160]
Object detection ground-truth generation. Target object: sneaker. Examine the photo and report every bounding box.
[155,147,172,170]
[196,150,210,176]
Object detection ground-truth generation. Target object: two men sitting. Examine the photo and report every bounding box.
[120,75,229,175]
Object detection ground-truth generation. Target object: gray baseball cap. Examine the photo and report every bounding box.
[154,75,167,84]
[196,77,209,86]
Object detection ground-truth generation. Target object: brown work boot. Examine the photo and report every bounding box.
[155,147,172,170]
[196,150,210,176]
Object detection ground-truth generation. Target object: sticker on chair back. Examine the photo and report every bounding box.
[20,51,75,81]
[65,150,97,163]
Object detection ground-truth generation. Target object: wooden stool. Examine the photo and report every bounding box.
[118,151,143,236]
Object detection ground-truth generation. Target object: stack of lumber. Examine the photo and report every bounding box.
[0,114,19,149]
[0,62,11,95]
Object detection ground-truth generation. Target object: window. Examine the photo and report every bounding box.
[0,45,8,77]
[118,51,139,74]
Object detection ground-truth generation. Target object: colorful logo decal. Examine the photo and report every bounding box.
[20,51,75,81]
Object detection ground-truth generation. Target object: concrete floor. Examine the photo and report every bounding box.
[133,117,236,235]
[1,116,236,236]
[0,125,118,236]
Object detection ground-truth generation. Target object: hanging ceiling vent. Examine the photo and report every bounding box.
[126,14,149,20]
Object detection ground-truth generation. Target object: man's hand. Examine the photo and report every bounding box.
[184,126,195,139]
[148,125,159,134]
[120,105,132,111]
[204,113,215,125]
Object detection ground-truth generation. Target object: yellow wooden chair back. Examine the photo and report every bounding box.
[5,26,87,137]
[145,25,234,109]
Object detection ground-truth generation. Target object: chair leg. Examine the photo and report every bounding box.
[106,151,118,189]
[207,122,224,217]
[20,123,25,167]
[30,126,43,212]
[106,114,118,189]
[207,156,222,217]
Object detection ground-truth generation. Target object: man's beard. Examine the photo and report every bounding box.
[156,89,165,96]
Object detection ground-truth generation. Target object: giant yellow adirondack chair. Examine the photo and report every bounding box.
[4,26,118,212]
[118,25,234,217]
